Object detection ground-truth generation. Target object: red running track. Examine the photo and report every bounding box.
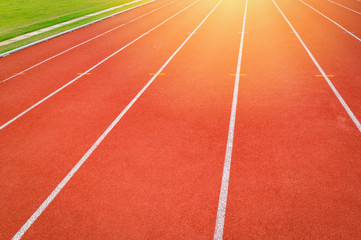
[0,0,360,239]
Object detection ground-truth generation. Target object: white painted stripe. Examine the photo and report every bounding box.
[0,0,142,47]
[328,0,361,15]
[0,0,200,131]
[0,0,156,58]
[213,0,248,239]
[273,0,361,132]
[299,0,361,41]
[11,0,223,239]
[1,0,177,83]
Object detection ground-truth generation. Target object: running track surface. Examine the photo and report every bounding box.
[0,0,360,239]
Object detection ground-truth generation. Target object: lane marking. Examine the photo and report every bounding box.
[273,0,361,133]
[0,0,201,131]
[150,73,165,75]
[13,73,25,75]
[77,73,92,75]
[316,74,334,77]
[299,0,361,42]
[0,0,177,84]
[11,0,224,239]
[214,0,248,239]
[229,73,246,76]
[328,0,361,15]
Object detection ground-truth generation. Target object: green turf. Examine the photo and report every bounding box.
[0,0,143,42]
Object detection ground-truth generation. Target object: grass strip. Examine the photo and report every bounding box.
[0,0,153,55]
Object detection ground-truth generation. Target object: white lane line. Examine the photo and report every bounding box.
[11,0,224,239]
[213,0,248,239]
[299,0,361,41]
[273,0,361,132]
[0,0,200,131]
[328,0,361,15]
[0,0,177,84]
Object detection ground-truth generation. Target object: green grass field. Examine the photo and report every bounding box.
[0,0,152,54]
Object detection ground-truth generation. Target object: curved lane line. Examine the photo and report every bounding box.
[0,0,200,130]
[11,0,224,238]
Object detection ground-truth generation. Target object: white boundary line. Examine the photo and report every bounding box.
[213,0,248,239]
[0,0,200,131]
[1,0,177,84]
[11,0,223,238]
[273,0,361,132]
[299,0,361,41]
[328,0,361,15]
[0,0,157,58]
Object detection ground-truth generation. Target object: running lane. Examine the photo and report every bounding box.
[298,0,361,36]
[222,0,361,238]
[9,0,247,238]
[275,0,361,127]
[0,0,221,238]
[0,0,196,125]
[328,0,361,12]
